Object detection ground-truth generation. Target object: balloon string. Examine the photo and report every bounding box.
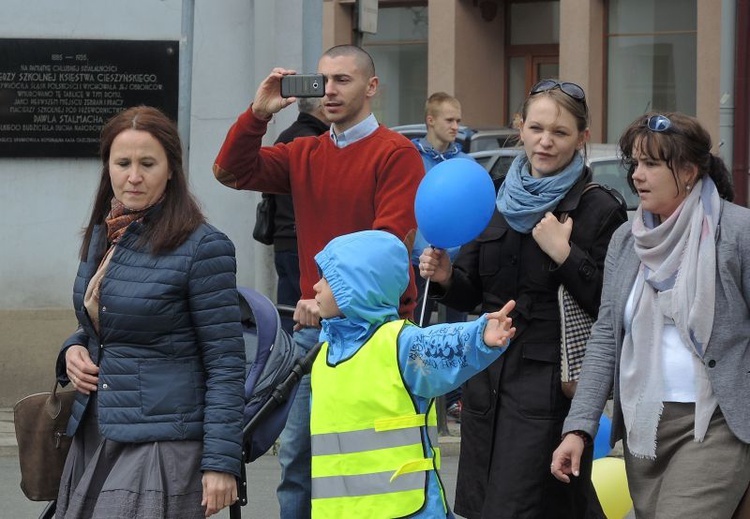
[419,277,430,327]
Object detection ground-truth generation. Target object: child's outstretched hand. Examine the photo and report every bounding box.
[483,300,517,348]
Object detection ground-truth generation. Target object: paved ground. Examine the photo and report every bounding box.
[2,408,634,519]
[0,408,465,519]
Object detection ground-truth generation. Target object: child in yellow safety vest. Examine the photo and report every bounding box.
[309,229,516,519]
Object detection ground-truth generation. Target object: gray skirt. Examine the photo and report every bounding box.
[56,396,205,519]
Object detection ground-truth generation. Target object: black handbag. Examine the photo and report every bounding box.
[13,379,75,501]
[252,195,276,246]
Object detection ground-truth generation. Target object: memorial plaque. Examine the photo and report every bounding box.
[0,39,179,157]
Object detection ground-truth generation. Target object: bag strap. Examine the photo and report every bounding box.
[45,380,67,420]
[558,183,601,224]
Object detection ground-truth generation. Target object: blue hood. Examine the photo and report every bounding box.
[412,137,465,165]
[314,230,409,361]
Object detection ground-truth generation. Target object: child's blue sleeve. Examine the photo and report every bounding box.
[398,316,508,399]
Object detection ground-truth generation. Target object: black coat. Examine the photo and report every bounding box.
[262,111,330,248]
[432,169,627,518]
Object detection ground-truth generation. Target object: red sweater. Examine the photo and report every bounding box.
[214,108,424,319]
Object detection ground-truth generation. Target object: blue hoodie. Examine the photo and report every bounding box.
[314,230,509,518]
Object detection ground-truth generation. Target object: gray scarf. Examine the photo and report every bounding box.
[620,177,721,459]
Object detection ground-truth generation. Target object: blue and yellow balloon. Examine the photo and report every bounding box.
[414,158,495,248]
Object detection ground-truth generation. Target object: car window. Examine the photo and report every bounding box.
[589,159,639,210]
[473,154,496,170]
[490,156,517,184]
[470,133,519,152]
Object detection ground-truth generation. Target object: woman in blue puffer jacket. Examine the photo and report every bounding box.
[55,106,246,519]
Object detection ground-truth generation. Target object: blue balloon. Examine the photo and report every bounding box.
[414,158,495,249]
[594,414,612,459]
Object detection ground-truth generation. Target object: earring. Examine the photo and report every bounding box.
[686,184,691,192]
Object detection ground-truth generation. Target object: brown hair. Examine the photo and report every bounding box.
[80,106,205,259]
[521,81,590,163]
[618,112,734,201]
[424,92,461,119]
[522,84,589,133]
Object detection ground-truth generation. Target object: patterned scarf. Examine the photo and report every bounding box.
[496,153,584,233]
[105,196,162,245]
[620,177,720,458]
[87,196,164,329]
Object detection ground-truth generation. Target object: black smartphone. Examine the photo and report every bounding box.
[280,74,325,98]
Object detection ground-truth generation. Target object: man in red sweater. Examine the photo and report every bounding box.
[213,45,424,519]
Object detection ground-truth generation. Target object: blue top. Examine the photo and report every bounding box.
[314,229,508,518]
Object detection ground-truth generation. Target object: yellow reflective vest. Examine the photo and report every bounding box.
[310,319,441,518]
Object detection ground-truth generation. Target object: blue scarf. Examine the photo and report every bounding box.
[496,153,584,233]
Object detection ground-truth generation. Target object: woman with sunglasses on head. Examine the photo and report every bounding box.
[552,112,750,517]
[419,80,626,518]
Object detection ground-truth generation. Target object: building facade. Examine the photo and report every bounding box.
[2,0,747,405]
[324,0,749,205]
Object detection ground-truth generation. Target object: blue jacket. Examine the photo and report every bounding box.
[412,137,472,172]
[314,230,508,518]
[56,219,246,477]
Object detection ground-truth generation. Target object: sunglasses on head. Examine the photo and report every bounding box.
[645,114,672,132]
[529,80,586,102]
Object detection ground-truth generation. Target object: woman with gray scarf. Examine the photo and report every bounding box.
[552,112,750,517]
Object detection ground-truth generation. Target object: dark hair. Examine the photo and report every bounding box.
[322,45,376,78]
[297,97,321,114]
[80,106,205,259]
[618,111,734,201]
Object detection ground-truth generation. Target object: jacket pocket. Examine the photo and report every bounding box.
[461,368,494,416]
[518,341,566,419]
[140,359,200,416]
[477,226,508,278]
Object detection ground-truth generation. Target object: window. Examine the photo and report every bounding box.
[607,0,697,140]
[362,6,428,127]
[505,1,560,125]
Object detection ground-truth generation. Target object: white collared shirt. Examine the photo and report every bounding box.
[329,113,379,148]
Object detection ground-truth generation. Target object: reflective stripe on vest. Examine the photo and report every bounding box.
[310,319,440,518]
[312,424,439,456]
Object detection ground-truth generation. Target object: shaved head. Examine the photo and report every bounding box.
[322,45,375,78]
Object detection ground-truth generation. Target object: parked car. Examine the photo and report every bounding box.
[470,148,523,192]
[391,123,519,153]
[469,144,639,214]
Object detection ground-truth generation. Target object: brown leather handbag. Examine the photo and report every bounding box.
[13,380,76,501]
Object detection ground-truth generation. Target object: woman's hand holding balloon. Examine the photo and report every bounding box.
[419,247,453,286]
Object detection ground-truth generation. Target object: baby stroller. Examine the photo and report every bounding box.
[38,287,320,519]
[229,287,321,519]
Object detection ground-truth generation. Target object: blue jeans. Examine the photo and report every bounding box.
[274,250,301,336]
[277,326,318,519]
